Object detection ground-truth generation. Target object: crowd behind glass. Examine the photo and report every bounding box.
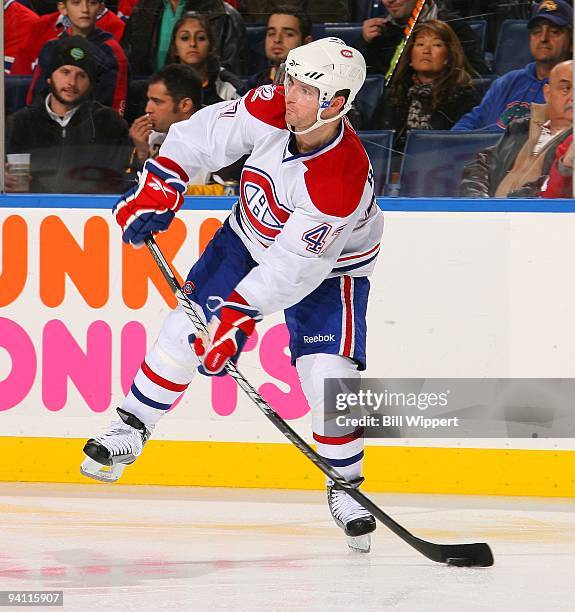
[3,0,573,198]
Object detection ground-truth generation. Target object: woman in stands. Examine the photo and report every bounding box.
[168,12,246,106]
[374,20,479,160]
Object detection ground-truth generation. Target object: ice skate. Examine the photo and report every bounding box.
[80,408,153,483]
[327,478,376,553]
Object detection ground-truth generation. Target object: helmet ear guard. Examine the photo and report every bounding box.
[283,37,367,135]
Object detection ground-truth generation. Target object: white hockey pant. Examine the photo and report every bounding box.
[296,353,364,482]
[122,307,202,426]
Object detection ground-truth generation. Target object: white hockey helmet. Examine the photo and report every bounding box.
[283,37,366,134]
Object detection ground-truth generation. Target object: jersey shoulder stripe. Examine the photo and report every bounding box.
[303,122,370,218]
[243,85,287,130]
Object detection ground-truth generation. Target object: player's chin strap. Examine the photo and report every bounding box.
[287,108,345,136]
[285,87,348,136]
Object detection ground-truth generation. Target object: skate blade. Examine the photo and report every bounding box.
[80,457,126,483]
[347,534,371,553]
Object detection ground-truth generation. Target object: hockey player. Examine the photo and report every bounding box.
[81,37,384,553]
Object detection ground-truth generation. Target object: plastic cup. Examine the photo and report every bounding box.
[7,153,31,192]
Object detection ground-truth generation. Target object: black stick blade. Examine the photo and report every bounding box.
[442,543,494,567]
[408,534,494,567]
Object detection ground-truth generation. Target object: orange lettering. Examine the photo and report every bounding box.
[199,217,222,255]
[40,215,109,308]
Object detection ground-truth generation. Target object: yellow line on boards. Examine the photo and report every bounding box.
[0,438,573,497]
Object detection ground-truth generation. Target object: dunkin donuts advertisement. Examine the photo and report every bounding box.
[2,205,575,453]
[0,208,311,443]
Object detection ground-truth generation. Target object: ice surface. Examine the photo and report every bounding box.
[1,483,573,611]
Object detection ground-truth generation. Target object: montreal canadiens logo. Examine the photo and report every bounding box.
[341,49,353,58]
[183,281,195,294]
[240,167,290,241]
[250,85,274,101]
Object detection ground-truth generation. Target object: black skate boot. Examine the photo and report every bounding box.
[327,477,376,553]
[80,408,153,482]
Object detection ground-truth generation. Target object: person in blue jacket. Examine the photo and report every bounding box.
[452,0,572,132]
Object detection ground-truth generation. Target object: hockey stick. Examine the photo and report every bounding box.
[384,0,427,86]
[145,235,494,567]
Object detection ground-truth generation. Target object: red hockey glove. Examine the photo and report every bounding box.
[192,291,262,376]
[113,156,188,245]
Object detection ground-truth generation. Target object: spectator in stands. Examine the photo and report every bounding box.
[168,12,246,105]
[247,5,312,89]
[25,0,129,115]
[356,0,489,77]
[128,64,244,188]
[6,36,131,194]
[239,0,349,23]
[128,64,203,172]
[459,60,572,198]
[122,0,246,76]
[374,20,478,154]
[4,0,40,74]
[542,133,572,198]
[453,0,572,132]
[12,0,125,75]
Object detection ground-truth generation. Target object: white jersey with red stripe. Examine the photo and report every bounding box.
[160,84,384,316]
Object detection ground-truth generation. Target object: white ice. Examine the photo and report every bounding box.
[1,483,573,611]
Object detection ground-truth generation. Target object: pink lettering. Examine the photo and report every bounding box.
[0,317,37,411]
[259,324,310,420]
[42,320,112,412]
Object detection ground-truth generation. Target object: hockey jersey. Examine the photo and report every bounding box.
[160,85,384,316]
[11,10,125,76]
[4,0,39,74]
